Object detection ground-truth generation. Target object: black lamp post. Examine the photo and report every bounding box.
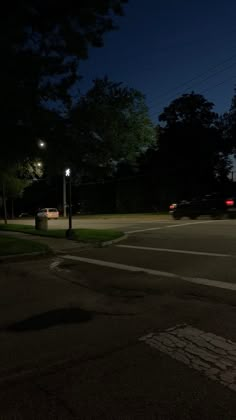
[65,168,73,238]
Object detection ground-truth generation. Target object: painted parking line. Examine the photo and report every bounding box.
[125,220,221,234]
[61,255,236,292]
[116,244,232,258]
[50,258,70,273]
[124,226,164,234]
[140,325,236,392]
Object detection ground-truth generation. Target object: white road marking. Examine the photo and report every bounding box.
[50,258,70,273]
[124,226,164,234]
[61,255,236,291]
[125,220,222,234]
[140,325,236,392]
[116,244,232,258]
[50,259,61,270]
[166,220,221,228]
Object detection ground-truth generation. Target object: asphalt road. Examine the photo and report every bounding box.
[1,217,236,419]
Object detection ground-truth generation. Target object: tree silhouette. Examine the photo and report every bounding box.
[58,77,155,180]
[0,1,128,167]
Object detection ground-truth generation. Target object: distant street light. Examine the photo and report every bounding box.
[38,139,46,149]
[65,168,73,238]
[37,162,42,167]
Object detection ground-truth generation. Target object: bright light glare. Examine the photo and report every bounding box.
[225,199,234,206]
[37,162,42,167]
[65,168,71,177]
[38,139,46,148]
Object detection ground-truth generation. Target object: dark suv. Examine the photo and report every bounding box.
[169,193,236,220]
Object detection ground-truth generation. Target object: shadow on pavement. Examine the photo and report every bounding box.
[6,307,93,332]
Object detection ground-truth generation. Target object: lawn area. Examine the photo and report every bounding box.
[0,224,124,243]
[0,236,49,256]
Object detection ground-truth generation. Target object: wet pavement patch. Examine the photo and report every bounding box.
[6,307,93,332]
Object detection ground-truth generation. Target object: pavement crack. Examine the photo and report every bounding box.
[0,339,140,389]
[35,381,78,419]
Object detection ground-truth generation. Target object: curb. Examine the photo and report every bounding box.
[101,234,128,247]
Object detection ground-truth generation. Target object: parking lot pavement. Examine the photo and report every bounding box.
[124,218,236,254]
[2,215,173,231]
[2,218,236,418]
[2,252,236,418]
[59,219,236,288]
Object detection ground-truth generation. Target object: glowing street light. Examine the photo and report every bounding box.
[38,139,46,149]
[65,168,71,177]
[37,162,42,168]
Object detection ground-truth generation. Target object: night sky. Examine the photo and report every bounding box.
[79,0,236,123]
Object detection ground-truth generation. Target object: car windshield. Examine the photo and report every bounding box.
[48,208,57,212]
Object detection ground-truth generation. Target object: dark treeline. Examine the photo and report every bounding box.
[4,88,236,216]
[74,91,236,213]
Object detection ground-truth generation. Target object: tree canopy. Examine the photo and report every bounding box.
[222,91,236,156]
[159,92,218,128]
[46,77,155,180]
[0,1,128,167]
[144,92,232,201]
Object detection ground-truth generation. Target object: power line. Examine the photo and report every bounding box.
[148,59,236,120]
[148,75,236,121]
[146,51,236,110]
[200,74,236,95]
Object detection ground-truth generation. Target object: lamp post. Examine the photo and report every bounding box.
[65,168,73,238]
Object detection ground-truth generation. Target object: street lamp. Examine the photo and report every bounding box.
[38,139,46,149]
[65,168,73,238]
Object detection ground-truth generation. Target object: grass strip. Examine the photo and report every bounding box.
[0,236,49,256]
[0,224,123,243]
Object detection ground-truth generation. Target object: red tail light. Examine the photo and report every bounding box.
[169,203,177,210]
[225,199,234,206]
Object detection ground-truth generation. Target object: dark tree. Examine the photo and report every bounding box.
[156,93,230,201]
[0,1,128,167]
[223,90,236,156]
[59,77,155,180]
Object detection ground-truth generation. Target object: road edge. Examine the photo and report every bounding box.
[101,234,128,247]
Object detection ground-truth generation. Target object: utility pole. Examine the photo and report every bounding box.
[68,173,72,230]
[65,168,73,238]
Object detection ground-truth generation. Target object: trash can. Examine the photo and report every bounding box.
[35,215,48,230]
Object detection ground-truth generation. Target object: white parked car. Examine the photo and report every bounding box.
[37,208,59,219]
